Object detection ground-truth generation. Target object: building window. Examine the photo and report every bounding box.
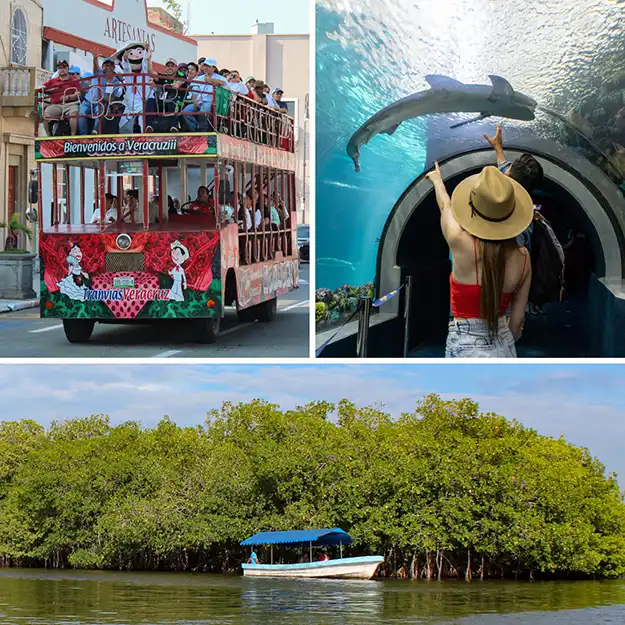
[10,7,28,66]
[282,99,297,120]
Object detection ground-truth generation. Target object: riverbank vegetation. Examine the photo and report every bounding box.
[1,395,624,579]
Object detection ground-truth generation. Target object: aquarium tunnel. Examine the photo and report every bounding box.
[316,1,625,358]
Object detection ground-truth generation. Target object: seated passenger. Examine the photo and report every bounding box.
[272,88,289,112]
[90,193,118,223]
[180,62,202,131]
[80,57,123,135]
[239,193,262,231]
[247,551,259,565]
[121,189,140,223]
[195,59,226,132]
[146,57,181,133]
[221,193,236,224]
[188,185,213,215]
[42,60,82,136]
[226,70,248,95]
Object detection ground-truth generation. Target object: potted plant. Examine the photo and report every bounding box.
[0,213,36,300]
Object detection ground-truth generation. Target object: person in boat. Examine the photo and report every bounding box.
[319,553,329,561]
[247,551,259,564]
[426,162,533,358]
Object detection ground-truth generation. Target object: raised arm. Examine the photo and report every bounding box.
[425,162,463,244]
[483,123,507,166]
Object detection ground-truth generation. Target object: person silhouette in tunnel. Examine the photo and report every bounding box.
[426,163,533,358]
[483,124,544,252]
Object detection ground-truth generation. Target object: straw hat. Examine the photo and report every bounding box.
[451,166,534,241]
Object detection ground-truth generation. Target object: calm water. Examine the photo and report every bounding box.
[316,0,625,289]
[1,569,625,624]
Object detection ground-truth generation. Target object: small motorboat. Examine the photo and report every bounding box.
[240,528,384,579]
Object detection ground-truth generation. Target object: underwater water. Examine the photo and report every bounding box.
[316,0,625,290]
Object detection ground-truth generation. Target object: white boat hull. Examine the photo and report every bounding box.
[242,555,384,579]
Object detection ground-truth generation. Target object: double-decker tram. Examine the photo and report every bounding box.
[35,75,298,344]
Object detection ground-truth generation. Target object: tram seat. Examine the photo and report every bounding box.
[168,212,217,230]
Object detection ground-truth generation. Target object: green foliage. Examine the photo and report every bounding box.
[315,283,374,323]
[161,0,182,20]
[0,214,33,242]
[315,302,327,322]
[0,396,624,579]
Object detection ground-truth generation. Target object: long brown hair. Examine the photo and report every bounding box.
[478,238,520,337]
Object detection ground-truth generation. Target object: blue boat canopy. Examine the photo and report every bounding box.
[241,528,353,547]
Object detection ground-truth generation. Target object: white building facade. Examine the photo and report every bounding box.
[194,30,310,224]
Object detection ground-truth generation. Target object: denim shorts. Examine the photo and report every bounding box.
[445,318,517,358]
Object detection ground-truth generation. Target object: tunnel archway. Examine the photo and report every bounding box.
[376,145,625,357]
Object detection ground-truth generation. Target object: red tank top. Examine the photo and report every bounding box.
[450,239,527,319]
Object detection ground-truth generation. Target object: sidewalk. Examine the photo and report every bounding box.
[0,269,40,314]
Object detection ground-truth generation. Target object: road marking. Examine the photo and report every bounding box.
[29,324,63,334]
[152,349,183,358]
[220,323,253,337]
[280,299,309,312]
[300,279,309,284]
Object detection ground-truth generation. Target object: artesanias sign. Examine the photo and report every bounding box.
[42,0,196,65]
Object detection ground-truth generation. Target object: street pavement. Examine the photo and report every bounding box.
[0,266,310,358]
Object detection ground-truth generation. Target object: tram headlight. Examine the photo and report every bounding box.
[116,234,132,251]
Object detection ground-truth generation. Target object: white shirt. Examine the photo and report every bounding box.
[91,207,117,223]
[199,73,226,103]
[266,93,277,108]
[227,81,248,95]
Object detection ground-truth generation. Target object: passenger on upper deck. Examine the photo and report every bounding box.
[79,57,123,136]
[116,41,153,134]
[42,60,82,136]
[193,59,226,132]
[225,71,248,95]
[146,57,182,133]
[252,81,269,106]
[272,89,288,113]
[180,62,202,131]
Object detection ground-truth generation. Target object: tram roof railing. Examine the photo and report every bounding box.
[34,73,295,154]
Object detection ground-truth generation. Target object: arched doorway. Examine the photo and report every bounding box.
[376,145,625,357]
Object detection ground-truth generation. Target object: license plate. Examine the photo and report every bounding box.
[113,277,135,288]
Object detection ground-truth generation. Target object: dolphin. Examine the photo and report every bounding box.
[346,74,537,172]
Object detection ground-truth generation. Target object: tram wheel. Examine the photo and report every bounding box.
[237,306,257,322]
[63,319,95,343]
[192,316,220,344]
[256,297,277,322]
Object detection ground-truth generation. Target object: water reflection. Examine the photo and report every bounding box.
[316,0,625,289]
[1,570,625,624]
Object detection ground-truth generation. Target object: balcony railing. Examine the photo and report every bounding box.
[1,66,52,107]
[35,74,295,153]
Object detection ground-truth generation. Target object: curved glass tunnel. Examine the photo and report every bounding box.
[316,0,625,357]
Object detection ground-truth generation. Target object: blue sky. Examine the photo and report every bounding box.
[2,364,624,485]
[147,0,309,35]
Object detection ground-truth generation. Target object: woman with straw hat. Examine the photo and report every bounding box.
[426,163,533,357]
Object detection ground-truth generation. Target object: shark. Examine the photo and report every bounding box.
[346,74,537,172]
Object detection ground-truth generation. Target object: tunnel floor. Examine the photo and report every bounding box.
[408,296,590,358]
